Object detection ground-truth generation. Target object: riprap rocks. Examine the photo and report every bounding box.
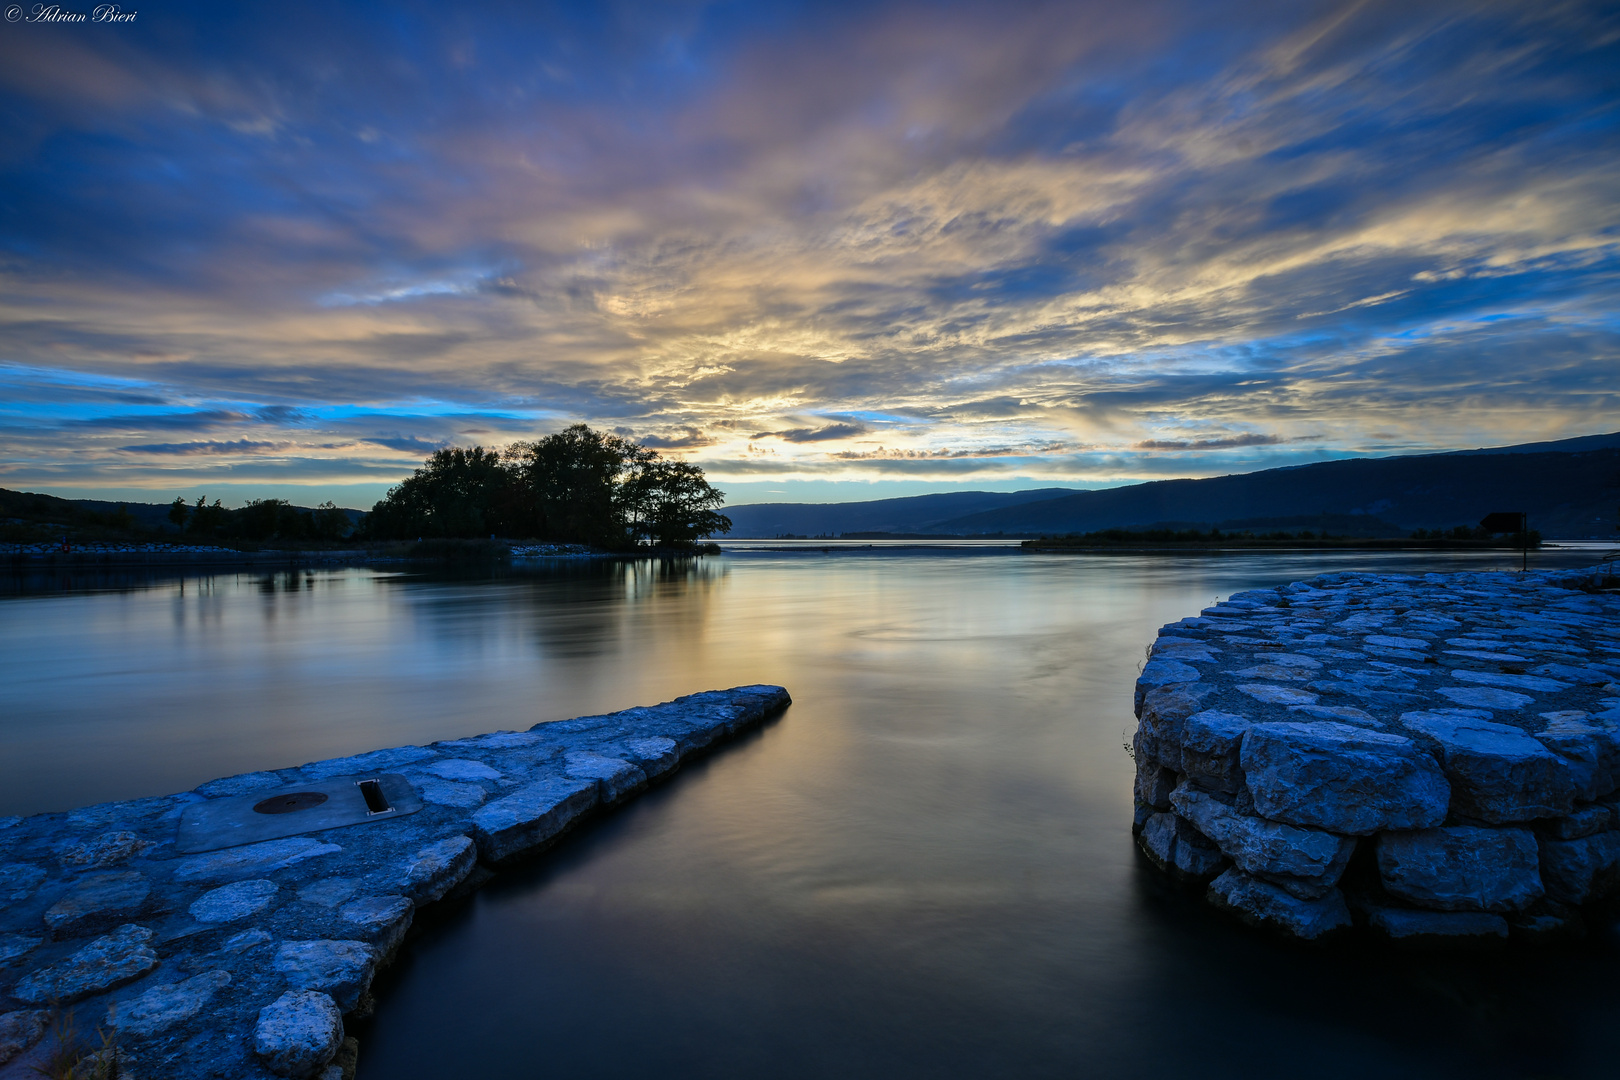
[1131,566,1620,942]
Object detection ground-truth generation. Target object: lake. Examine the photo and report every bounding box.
[2,546,1615,1078]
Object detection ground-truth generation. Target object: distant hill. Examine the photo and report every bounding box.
[722,433,1620,540]
[719,488,1081,537]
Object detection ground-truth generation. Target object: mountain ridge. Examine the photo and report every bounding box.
[722,433,1620,539]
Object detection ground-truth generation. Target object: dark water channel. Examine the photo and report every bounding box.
[2,548,1614,1078]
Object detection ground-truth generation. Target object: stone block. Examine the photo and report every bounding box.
[564,751,647,805]
[421,759,502,782]
[1133,762,1176,811]
[1171,786,1354,899]
[395,836,477,906]
[1240,722,1449,834]
[0,1010,50,1067]
[1401,712,1579,823]
[113,970,232,1037]
[1376,827,1542,912]
[1134,664,1206,718]
[43,870,152,934]
[1538,831,1620,904]
[0,933,42,965]
[469,776,599,862]
[273,940,378,1012]
[255,990,344,1078]
[416,779,487,808]
[338,895,413,955]
[1179,710,1251,793]
[14,924,159,1004]
[1207,869,1351,939]
[175,838,342,883]
[1534,717,1620,801]
[1539,804,1613,841]
[1138,812,1225,881]
[190,879,279,923]
[0,863,45,902]
[56,831,148,869]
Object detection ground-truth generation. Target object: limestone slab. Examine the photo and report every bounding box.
[254,990,343,1077]
[1401,712,1578,822]
[114,970,232,1037]
[470,775,599,862]
[273,940,377,1012]
[1206,869,1351,939]
[1376,827,1542,912]
[14,923,159,1004]
[1241,722,1449,834]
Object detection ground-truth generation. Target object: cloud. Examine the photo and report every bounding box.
[1134,433,1286,451]
[116,440,296,455]
[749,423,870,443]
[0,0,1615,497]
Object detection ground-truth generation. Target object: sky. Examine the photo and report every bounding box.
[1,0,1617,509]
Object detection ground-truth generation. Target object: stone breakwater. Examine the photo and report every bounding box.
[0,685,790,1078]
[1131,567,1620,943]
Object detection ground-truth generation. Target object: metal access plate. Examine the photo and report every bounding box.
[176,773,423,854]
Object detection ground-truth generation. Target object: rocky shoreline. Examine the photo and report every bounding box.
[1132,566,1620,942]
[0,685,791,1078]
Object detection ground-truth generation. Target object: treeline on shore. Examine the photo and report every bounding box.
[4,425,731,552]
[1023,524,1542,549]
[362,425,730,549]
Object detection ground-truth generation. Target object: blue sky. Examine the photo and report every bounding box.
[1,0,1617,507]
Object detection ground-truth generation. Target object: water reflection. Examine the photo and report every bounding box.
[1,549,1613,1079]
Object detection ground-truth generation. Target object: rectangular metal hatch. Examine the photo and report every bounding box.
[176,773,423,854]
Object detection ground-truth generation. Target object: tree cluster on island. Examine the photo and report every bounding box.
[361,424,731,549]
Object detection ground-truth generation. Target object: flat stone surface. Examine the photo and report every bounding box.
[0,933,42,964]
[175,838,343,883]
[190,879,280,923]
[395,836,477,905]
[43,870,152,934]
[13,924,159,1004]
[255,990,343,1077]
[57,831,149,869]
[0,684,791,1080]
[338,895,413,954]
[114,970,232,1036]
[1377,827,1543,912]
[470,776,599,862]
[273,940,377,1012]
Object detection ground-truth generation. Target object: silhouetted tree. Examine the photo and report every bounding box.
[506,425,652,547]
[624,458,731,547]
[364,446,516,539]
[364,426,729,547]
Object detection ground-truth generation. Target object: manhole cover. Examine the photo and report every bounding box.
[253,791,330,815]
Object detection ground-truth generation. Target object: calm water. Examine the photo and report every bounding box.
[2,548,1614,1078]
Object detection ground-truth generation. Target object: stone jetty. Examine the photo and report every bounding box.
[1132,566,1620,942]
[0,685,791,1078]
